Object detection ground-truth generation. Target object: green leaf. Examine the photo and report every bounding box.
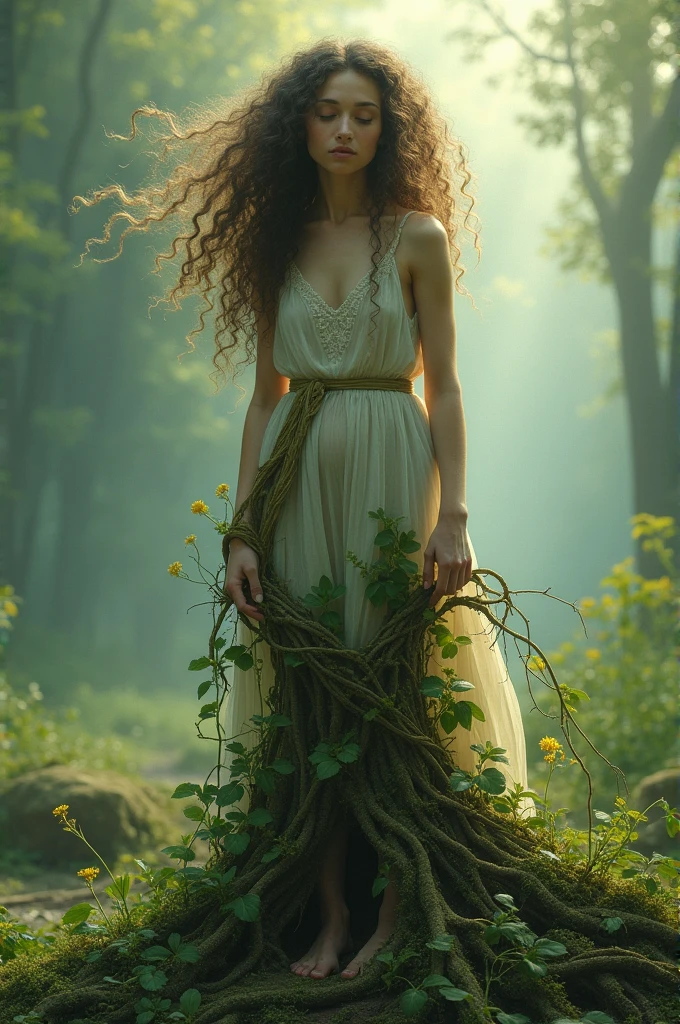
[450,679,475,692]
[175,943,200,964]
[197,680,212,700]
[374,529,396,548]
[136,1012,155,1024]
[475,767,507,795]
[161,846,195,862]
[441,642,459,659]
[440,710,457,734]
[372,876,389,897]
[421,974,451,988]
[254,767,276,793]
[336,743,360,763]
[449,771,473,792]
[225,893,260,922]
[267,714,293,727]
[425,934,455,952]
[248,808,274,827]
[493,894,518,910]
[188,657,211,671]
[469,703,485,722]
[455,702,473,730]
[533,938,568,958]
[137,968,168,992]
[216,782,245,806]
[171,783,202,800]
[600,916,623,933]
[400,989,428,1016]
[316,758,341,779]
[61,902,93,927]
[420,676,444,698]
[183,805,206,822]
[438,986,471,1002]
[224,832,250,855]
[234,652,253,671]
[520,957,547,977]
[272,758,295,774]
[496,1014,532,1024]
[580,1014,615,1024]
[221,644,247,661]
[179,989,202,1015]
[261,846,282,863]
[363,708,379,721]
[401,538,421,553]
[397,557,418,574]
[303,593,325,608]
[141,945,172,961]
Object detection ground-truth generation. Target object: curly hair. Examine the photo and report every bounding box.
[74,37,481,389]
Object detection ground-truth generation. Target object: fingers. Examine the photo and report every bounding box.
[226,568,265,623]
[428,557,473,608]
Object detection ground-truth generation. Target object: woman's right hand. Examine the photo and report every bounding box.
[225,537,265,622]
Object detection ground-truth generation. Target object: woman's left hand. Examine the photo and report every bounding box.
[423,512,472,608]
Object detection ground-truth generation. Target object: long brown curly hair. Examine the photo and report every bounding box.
[74,38,481,388]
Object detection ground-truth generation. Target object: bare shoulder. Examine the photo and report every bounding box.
[401,212,451,275]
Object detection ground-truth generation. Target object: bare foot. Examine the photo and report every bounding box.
[290,909,351,979]
[340,922,392,979]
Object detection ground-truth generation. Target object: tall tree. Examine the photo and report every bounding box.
[452,0,679,575]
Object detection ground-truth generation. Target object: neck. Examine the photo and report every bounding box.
[311,167,371,223]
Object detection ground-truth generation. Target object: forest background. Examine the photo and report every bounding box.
[0,0,677,838]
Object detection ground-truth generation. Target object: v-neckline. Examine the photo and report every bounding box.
[290,247,395,314]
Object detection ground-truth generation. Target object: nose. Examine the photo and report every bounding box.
[336,113,353,139]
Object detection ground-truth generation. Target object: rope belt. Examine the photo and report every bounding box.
[288,376,414,394]
[223,376,413,565]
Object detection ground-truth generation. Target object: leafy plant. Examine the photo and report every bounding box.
[308,732,361,780]
[346,508,421,610]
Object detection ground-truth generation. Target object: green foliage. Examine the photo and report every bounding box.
[0,672,137,781]
[302,575,346,639]
[524,514,678,809]
[308,732,360,780]
[0,907,53,964]
[346,508,422,610]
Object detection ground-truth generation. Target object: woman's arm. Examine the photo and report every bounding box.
[226,318,289,622]
[407,214,472,607]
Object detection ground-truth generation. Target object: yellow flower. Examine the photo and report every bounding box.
[191,500,209,515]
[543,752,556,764]
[215,483,230,498]
[585,648,601,661]
[77,867,100,884]
[2,600,18,617]
[184,534,196,546]
[52,804,69,817]
[579,597,596,611]
[528,655,546,671]
[168,562,183,577]
[539,736,562,753]
[569,758,578,765]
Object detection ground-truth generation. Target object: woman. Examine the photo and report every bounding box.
[216,40,531,981]
[77,32,532,991]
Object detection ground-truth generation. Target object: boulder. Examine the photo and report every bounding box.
[630,766,680,858]
[0,765,171,867]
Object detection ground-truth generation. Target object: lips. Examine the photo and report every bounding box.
[330,147,355,154]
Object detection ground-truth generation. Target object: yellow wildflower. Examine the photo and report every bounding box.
[543,752,556,764]
[191,500,209,515]
[168,562,183,577]
[569,758,578,765]
[215,483,230,498]
[528,656,546,671]
[77,867,100,884]
[184,534,196,546]
[579,597,596,611]
[52,804,69,817]
[585,648,601,661]
[539,736,562,753]
[2,600,18,617]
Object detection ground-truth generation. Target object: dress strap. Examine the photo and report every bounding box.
[387,210,416,256]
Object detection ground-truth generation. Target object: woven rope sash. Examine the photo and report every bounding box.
[223,376,414,565]
[288,376,414,394]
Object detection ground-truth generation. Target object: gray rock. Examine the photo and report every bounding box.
[630,766,680,858]
[0,765,170,867]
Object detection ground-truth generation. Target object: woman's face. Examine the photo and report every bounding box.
[305,69,382,175]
